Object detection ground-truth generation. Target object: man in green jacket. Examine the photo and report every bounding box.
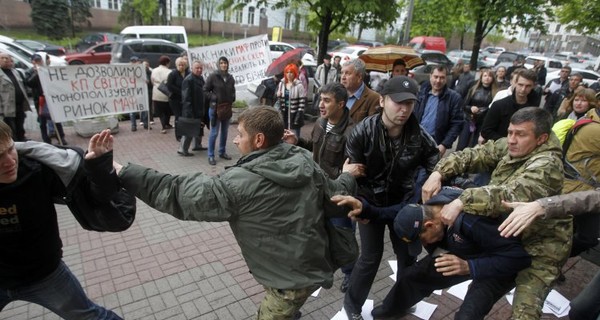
[113,106,361,320]
[422,107,570,320]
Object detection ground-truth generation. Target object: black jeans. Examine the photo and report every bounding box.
[380,255,514,320]
[3,111,26,141]
[343,220,412,314]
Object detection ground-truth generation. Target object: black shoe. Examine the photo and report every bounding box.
[192,146,207,151]
[177,151,194,157]
[165,124,173,129]
[208,157,216,165]
[340,274,351,293]
[219,153,232,160]
[131,126,137,132]
[293,311,302,320]
[371,305,410,320]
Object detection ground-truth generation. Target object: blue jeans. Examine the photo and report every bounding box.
[130,111,148,128]
[208,107,230,158]
[0,261,122,320]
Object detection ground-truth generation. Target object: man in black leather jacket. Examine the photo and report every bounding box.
[342,76,439,320]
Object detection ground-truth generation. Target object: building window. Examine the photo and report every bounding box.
[555,24,561,33]
[108,0,119,10]
[235,10,243,24]
[284,12,291,29]
[248,7,255,25]
[177,0,186,17]
[224,8,232,22]
[259,8,266,19]
[293,14,300,31]
[192,0,200,18]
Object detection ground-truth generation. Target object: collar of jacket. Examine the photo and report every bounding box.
[318,108,352,135]
[502,133,562,164]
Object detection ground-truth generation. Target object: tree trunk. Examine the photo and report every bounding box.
[471,19,484,70]
[357,26,363,41]
[317,9,333,65]
[208,19,212,36]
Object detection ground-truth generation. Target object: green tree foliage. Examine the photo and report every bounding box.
[412,0,554,69]
[119,0,159,25]
[30,0,70,40]
[71,0,93,30]
[411,0,470,40]
[556,0,600,34]
[220,0,400,63]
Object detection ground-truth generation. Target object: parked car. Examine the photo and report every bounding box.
[482,46,506,54]
[15,39,66,56]
[409,36,447,53]
[269,41,295,60]
[110,38,185,68]
[355,40,384,47]
[0,35,66,66]
[76,32,119,52]
[247,59,319,118]
[494,51,525,69]
[327,39,349,52]
[408,51,455,84]
[65,42,113,65]
[288,42,316,57]
[447,49,492,69]
[546,68,600,87]
[523,55,563,71]
[328,45,369,64]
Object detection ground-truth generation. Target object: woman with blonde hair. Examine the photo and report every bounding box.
[276,63,306,137]
[456,68,498,150]
[557,87,598,121]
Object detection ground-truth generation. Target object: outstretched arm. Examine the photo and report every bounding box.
[85,129,113,160]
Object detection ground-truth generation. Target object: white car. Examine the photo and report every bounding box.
[269,41,295,60]
[545,68,600,87]
[524,55,563,72]
[0,35,67,66]
[329,45,369,65]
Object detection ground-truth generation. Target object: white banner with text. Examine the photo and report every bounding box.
[38,64,149,122]
[189,34,272,86]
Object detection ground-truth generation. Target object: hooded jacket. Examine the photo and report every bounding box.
[1,142,136,289]
[119,142,357,289]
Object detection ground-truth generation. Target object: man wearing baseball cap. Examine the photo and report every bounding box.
[342,76,440,320]
[334,187,531,319]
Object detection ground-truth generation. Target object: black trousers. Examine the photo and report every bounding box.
[3,111,26,141]
[343,220,413,314]
[380,255,515,320]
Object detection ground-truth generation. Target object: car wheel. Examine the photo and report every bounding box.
[69,61,84,65]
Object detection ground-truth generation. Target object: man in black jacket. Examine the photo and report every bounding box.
[1,125,135,319]
[342,76,439,320]
[178,60,208,156]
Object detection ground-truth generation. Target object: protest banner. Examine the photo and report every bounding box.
[38,64,149,122]
[188,34,272,86]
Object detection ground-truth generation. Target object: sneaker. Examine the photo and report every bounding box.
[150,121,155,125]
[161,129,167,134]
[208,157,216,165]
[344,310,363,320]
[131,127,137,132]
[340,274,351,293]
[219,153,232,160]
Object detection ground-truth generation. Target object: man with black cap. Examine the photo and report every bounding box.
[342,76,439,320]
[315,54,337,88]
[333,187,531,319]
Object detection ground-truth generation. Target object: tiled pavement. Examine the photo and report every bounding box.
[2,114,598,320]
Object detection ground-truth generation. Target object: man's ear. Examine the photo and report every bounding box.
[423,220,435,230]
[379,95,385,108]
[254,132,266,149]
[536,132,549,145]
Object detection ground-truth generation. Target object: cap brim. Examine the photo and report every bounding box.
[407,240,423,257]
[388,92,417,103]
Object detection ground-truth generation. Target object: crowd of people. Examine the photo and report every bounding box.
[2,44,600,320]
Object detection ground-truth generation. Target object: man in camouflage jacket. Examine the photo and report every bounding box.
[422,107,571,320]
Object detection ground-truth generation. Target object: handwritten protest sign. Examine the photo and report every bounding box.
[189,34,271,86]
[38,64,148,122]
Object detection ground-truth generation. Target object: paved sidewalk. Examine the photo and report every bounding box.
[2,117,597,320]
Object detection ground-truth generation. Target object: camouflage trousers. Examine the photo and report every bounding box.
[512,216,573,320]
[256,285,320,320]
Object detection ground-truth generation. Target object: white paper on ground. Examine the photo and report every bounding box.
[446,280,472,300]
[311,287,321,297]
[411,300,438,320]
[505,288,515,305]
[334,299,374,320]
[388,260,398,281]
[433,289,443,295]
[542,289,570,316]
